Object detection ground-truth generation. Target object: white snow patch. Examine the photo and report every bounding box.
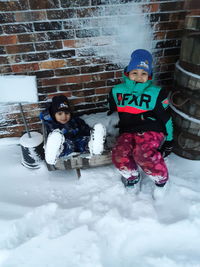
[0,76,38,103]
[82,111,119,137]
[20,132,43,148]
[73,1,154,66]
[1,114,200,267]
[89,123,106,155]
[0,137,20,146]
[45,129,65,165]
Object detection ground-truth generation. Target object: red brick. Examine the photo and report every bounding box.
[66,75,93,83]
[153,31,166,40]
[59,84,83,91]
[15,11,46,22]
[46,92,72,100]
[29,0,60,10]
[143,3,159,13]
[17,34,35,43]
[6,44,34,54]
[63,40,76,48]
[160,1,184,12]
[155,21,184,31]
[11,63,39,72]
[115,71,122,78]
[71,97,86,105]
[72,89,95,97]
[95,87,110,94]
[38,86,57,94]
[166,30,183,39]
[39,60,66,69]
[18,33,46,43]
[83,80,105,89]
[42,77,69,86]
[0,35,17,45]
[99,72,114,80]
[0,0,29,12]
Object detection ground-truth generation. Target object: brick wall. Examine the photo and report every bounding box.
[0,0,198,137]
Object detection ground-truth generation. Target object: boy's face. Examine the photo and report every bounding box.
[128,69,148,83]
[55,110,71,124]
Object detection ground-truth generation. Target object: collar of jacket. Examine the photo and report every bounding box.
[123,74,152,96]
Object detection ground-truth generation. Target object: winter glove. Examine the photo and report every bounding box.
[158,140,173,158]
[62,128,79,137]
[107,110,113,116]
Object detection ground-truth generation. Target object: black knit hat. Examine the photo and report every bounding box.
[50,95,70,117]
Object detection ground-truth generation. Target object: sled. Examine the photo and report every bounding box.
[41,120,112,178]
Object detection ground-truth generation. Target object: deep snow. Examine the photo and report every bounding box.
[0,112,200,267]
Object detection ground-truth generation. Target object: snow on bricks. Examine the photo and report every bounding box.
[0,0,194,137]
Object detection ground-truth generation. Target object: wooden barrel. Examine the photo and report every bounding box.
[171,107,200,160]
[172,63,200,119]
[171,63,200,160]
[174,62,200,91]
[179,16,200,75]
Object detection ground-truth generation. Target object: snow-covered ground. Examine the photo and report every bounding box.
[0,113,200,267]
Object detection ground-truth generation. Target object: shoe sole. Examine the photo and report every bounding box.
[45,130,65,164]
[89,123,106,155]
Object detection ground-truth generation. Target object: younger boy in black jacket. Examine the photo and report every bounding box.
[40,95,106,164]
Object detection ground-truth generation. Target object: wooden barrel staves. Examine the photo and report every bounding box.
[179,16,200,75]
[170,104,200,160]
[171,62,200,160]
[170,15,200,160]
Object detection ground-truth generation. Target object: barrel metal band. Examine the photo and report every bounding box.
[169,102,200,125]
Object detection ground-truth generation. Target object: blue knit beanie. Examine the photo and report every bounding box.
[127,49,153,76]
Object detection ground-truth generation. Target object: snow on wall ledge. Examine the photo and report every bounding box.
[0,0,188,137]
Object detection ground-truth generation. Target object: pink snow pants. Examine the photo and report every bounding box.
[112,131,168,184]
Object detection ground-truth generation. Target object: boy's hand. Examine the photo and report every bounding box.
[158,140,173,158]
[107,110,113,116]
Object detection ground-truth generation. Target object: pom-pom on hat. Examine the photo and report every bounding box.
[127,49,153,76]
[51,95,70,116]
